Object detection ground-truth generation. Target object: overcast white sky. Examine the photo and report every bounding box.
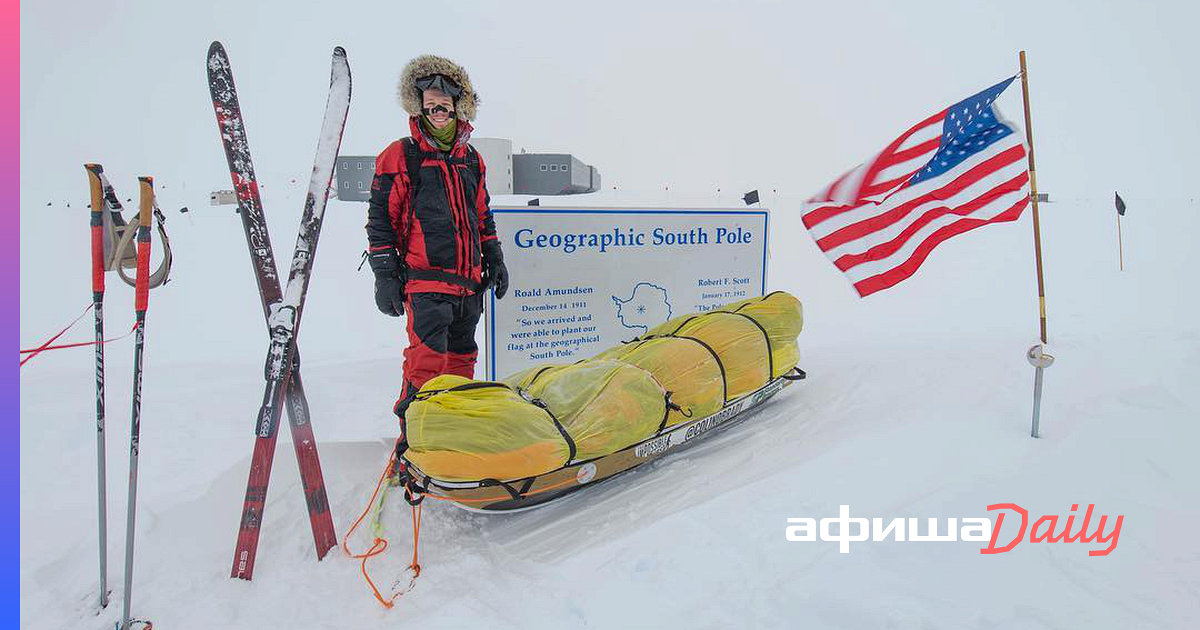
[20,0,1200,204]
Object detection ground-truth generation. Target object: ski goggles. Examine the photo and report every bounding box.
[415,74,463,98]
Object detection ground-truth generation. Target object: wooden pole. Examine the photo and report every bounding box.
[1019,51,1048,346]
[1116,211,1125,271]
[1019,51,1051,438]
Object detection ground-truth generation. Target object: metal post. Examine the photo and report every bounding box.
[1116,212,1125,271]
[1031,365,1045,437]
[1019,51,1051,438]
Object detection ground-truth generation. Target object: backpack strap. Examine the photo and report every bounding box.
[116,204,173,289]
[399,137,484,248]
[402,137,481,172]
[97,173,137,271]
[108,218,138,271]
[401,137,424,186]
[93,168,173,289]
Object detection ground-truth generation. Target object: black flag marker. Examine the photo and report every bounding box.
[742,189,760,206]
[527,198,540,207]
[1115,191,1126,216]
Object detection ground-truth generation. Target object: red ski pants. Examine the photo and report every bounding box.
[400,291,483,402]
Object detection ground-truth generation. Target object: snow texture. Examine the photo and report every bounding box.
[18,28,1200,630]
[20,181,1200,628]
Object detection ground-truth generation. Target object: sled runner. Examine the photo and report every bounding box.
[395,366,804,512]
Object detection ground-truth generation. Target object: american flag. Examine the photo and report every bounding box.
[803,77,1031,297]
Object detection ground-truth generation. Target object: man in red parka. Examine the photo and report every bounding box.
[365,54,509,420]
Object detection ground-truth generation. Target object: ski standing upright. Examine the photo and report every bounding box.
[207,42,351,580]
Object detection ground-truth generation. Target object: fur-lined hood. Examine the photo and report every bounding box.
[398,54,479,122]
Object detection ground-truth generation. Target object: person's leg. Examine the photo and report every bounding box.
[398,292,455,418]
[444,291,484,379]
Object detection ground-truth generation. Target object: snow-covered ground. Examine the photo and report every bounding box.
[20,174,1200,627]
[19,2,1200,625]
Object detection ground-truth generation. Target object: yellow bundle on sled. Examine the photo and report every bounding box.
[403,291,803,482]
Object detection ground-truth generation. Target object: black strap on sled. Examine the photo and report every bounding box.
[632,297,790,399]
[731,290,787,313]
[410,380,578,463]
[657,391,690,434]
[390,458,428,506]
[726,312,774,379]
[479,478,523,502]
[526,396,577,463]
[402,475,428,507]
[476,475,538,503]
[632,335,729,405]
[665,311,774,379]
[524,365,557,388]
[412,380,509,400]
[782,367,807,381]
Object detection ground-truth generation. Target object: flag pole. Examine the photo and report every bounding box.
[1019,50,1052,438]
[1116,211,1124,271]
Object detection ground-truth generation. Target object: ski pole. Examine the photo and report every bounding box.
[120,177,154,630]
[84,163,110,609]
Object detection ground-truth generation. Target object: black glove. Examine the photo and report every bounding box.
[481,240,509,299]
[368,248,406,317]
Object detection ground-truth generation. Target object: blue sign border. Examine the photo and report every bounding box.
[486,207,770,380]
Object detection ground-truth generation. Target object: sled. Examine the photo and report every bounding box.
[397,366,805,513]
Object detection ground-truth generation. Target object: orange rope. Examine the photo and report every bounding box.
[409,501,423,577]
[342,451,398,608]
[344,444,586,609]
[358,538,392,607]
[341,451,393,558]
[343,444,425,609]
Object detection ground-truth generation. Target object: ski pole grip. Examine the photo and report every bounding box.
[85,164,106,294]
[135,177,155,312]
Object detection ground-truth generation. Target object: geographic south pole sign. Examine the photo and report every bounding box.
[486,206,769,380]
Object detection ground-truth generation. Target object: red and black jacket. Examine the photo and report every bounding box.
[366,117,498,296]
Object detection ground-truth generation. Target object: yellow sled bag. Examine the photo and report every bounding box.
[403,375,573,482]
[506,360,670,461]
[402,291,804,483]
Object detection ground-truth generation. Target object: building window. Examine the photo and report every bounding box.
[561,164,568,171]
[540,164,548,172]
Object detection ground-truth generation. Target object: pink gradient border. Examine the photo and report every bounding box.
[7,0,20,620]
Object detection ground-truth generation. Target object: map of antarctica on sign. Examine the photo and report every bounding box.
[486,207,769,379]
[613,282,673,333]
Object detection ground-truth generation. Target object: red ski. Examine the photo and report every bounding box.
[207,41,349,579]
